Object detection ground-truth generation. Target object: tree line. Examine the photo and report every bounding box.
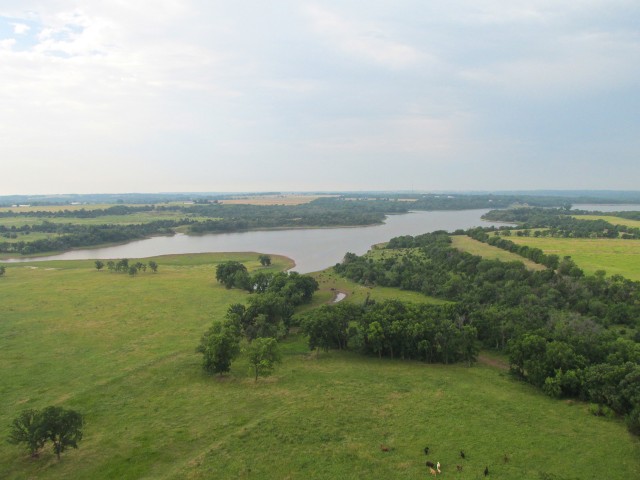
[482,207,640,239]
[299,300,479,366]
[333,231,640,434]
[0,221,179,255]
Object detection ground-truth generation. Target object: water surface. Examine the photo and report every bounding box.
[6,209,508,273]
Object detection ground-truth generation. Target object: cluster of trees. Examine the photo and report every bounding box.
[215,260,318,304]
[8,406,83,459]
[482,208,640,239]
[199,262,319,379]
[300,300,479,365]
[333,231,640,433]
[96,259,158,275]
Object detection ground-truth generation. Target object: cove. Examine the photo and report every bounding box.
[6,209,509,273]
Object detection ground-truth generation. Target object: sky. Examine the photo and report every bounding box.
[1,1,639,195]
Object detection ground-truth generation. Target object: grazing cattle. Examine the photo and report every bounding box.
[457,465,463,472]
[429,467,437,476]
[380,444,390,452]
[436,462,441,473]
[424,446,430,455]
[460,450,466,459]
[426,461,436,468]
[484,466,489,476]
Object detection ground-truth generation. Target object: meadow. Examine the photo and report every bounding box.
[507,236,640,280]
[575,215,640,228]
[450,236,546,271]
[0,254,638,479]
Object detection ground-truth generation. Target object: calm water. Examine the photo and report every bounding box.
[5,209,508,273]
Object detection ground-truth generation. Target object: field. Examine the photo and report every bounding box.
[575,215,640,228]
[219,194,336,206]
[450,236,546,271]
[0,211,210,228]
[1,255,639,479]
[507,237,640,280]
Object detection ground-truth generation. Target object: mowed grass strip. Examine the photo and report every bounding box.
[219,194,337,206]
[0,211,211,228]
[451,235,546,271]
[507,236,640,280]
[0,255,638,479]
[309,267,449,309]
[574,214,640,228]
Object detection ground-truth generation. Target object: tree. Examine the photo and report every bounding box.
[0,265,5,276]
[245,337,281,381]
[258,254,271,266]
[39,406,84,460]
[148,260,158,272]
[116,258,129,272]
[7,409,46,457]
[8,407,84,460]
[94,260,104,271]
[128,265,138,276]
[196,323,241,375]
[216,261,248,289]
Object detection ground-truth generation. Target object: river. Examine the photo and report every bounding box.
[5,209,516,273]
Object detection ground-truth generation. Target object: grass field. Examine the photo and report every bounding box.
[450,236,546,271]
[219,194,336,206]
[0,211,211,228]
[574,215,640,228]
[0,255,638,479]
[507,236,640,280]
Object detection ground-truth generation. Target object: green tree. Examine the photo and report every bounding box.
[196,323,241,375]
[0,265,5,276]
[148,260,158,272]
[7,409,46,457]
[216,261,248,289]
[116,258,129,272]
[245,337,281,381]
[94,260,104,270]
[128,265,138,276]
[258,254,271,266]
[39,406,83,460]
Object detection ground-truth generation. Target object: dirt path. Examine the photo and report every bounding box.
[477,353,509,371]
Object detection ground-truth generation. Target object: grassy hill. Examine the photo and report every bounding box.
[507,236,640,280]
[450,236,546,271]
[1,254,638,479]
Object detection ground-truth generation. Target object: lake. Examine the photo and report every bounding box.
[5,209,511,273]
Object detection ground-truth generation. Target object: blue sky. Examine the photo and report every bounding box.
[1,1,638,194]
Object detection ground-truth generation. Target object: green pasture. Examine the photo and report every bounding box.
[507,237,640,280]
[309,267,449,308]
[450,236,546,271]
[0,204,116,213]
[0,211,211,228]
[0,231,57,243]
[574,215,640,228]
[0,255,638,479]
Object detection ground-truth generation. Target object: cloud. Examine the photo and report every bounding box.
[0,1,638,194]
[305,4,427,69]
[12,22,29,34]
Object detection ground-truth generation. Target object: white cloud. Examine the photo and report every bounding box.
[305,4,427,69]
[12,22,29,34]
[0,1,638,194]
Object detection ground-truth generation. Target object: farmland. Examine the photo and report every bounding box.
[1,254,638,479]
